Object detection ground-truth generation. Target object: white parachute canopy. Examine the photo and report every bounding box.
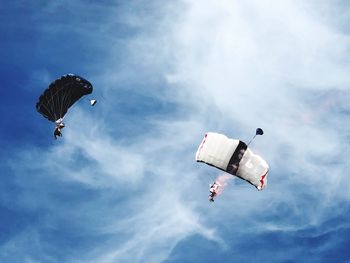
[195,132,269,190]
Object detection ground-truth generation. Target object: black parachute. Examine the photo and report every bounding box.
[36,74,93,122]
[247,128,264,146]
[256,128,264,135]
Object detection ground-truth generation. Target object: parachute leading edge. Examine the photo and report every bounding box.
[195,132,269,190]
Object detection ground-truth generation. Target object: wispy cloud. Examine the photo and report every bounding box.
[3,0,350,262]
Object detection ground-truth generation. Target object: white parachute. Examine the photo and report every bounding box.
[195,131,269,190]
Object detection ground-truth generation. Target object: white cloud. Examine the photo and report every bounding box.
[9,0,350,262]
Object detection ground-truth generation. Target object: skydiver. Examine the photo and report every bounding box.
[208,182,219,202]
[209,192,215,202]
[54,122,65,139]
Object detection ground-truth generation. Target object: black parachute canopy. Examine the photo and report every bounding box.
[256,128,264,135]
[36,74,93,122]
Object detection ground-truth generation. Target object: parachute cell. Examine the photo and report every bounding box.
[36,74,93,122]
[195,132,269,190]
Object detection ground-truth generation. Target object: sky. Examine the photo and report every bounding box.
[1,0,350,262]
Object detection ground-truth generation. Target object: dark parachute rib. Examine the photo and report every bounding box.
[226,140,247,174]
[36,74,93,122]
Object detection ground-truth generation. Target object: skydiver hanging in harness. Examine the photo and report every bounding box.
[54,120,65,139]
[209,182,220,202]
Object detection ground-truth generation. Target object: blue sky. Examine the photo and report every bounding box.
[1,1,350,262]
